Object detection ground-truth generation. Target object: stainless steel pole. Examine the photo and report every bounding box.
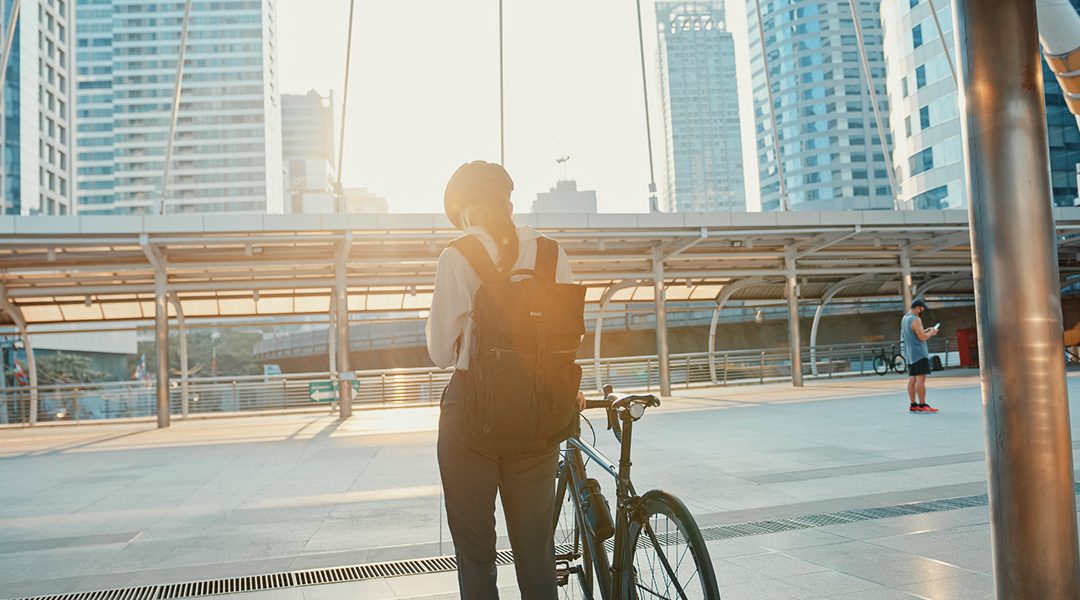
[952,0,1080,596]
[336,237,353,419]
[174,297,189,418]
[653,248,671,396]
[786,255,803,387]
[900,249,914,308]
[154,272,170,428]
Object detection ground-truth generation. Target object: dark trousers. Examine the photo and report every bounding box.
[437,372,559,599]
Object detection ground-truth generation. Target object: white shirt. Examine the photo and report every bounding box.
[426,225,575,370]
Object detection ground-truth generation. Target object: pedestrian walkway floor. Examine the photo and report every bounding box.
[2,370,1078,600]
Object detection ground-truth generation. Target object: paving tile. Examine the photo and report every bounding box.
[717,578,820,600]
[898,573,995,600]
[728,551,831,578]
[828,557,979,588]
[299,580,397,600]
[780,569,883,596]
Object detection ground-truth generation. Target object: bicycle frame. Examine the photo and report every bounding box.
[564,410,685,599]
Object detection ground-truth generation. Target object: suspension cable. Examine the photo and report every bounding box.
[499,0,505,165]
[634,0,659,211]
[159,0,194,215]
[335,0,357,212]
[847,0,900,210]
[751,0,789,211]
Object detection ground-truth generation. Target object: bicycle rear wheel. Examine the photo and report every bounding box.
[892,354,907,374]
[872,354,889,375]
[553,458,595,599]
[623,490,720,599]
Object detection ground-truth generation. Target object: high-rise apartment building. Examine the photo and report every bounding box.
[1,0,75,215]
[881,0,1080,209]
[656,0,745,212]
[74,0,283,215]
[282,90,335,213]
[747,0,893,211]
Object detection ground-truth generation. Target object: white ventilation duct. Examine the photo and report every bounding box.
[1038,0,1080,127]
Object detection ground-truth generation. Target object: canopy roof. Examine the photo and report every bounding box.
[3,209,1077,329]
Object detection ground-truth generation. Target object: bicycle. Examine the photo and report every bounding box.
[872,345,907,376]
[553,385,720,599]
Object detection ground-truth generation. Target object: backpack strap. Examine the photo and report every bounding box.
[534,236,559,283]
[449,235,504,284]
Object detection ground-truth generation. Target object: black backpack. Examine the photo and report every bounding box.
[450,234,586,454]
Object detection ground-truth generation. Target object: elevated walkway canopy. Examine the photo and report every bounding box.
[6,208,1075,328]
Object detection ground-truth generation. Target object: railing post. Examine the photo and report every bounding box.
[381,372,387,403]
[606,362,612,390]
[428,371,433,403]
[859,345,865,375]
[282,378,288,409]
[685,355,691,388]
[760,351,765,384]
[722,353,729,386]
[647,358,653,392]
[232,380,238,411]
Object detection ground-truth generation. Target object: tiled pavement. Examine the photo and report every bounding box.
[2,370,1078,599]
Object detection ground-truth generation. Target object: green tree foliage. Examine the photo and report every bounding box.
[132,329,265,378]
[38,352,108,384]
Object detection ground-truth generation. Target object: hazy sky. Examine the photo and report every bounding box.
[277,0,761,214]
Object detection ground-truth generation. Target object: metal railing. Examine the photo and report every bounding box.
[0,339,960,426]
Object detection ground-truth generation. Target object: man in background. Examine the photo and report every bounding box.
[902,299,940,413]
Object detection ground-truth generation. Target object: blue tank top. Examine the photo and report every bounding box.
[901,312,929,363]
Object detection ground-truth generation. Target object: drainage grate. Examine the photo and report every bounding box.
[12,488,1076,600]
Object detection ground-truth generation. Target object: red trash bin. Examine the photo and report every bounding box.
[956,328,979,368]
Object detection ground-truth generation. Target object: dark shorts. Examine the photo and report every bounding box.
[909,358,931,377]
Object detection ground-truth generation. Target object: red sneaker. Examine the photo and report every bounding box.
[919,404,939,413]
[909,404,921,413]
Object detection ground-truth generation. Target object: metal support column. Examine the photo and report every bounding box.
[785,254,803,387]
[953,0,1080,596]
[141,237,170,429]
[652,248,671,396]
[593,280,638,392]
[153,270,170,428]
[171,295,189,418]
[335,234,353,419]
[900,248,914,308]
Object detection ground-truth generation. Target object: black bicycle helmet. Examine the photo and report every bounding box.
[443,161,514,230]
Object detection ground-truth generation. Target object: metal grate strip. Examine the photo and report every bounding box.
[8,487,1053,600]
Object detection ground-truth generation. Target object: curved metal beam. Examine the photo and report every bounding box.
[708,277,768,383]
[593,280,640,391]
[0,294,36,424]
[809,273,878,375]
[914,272,972,298]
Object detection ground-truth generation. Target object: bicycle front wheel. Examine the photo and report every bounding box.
[872,354,889,375]
[892,354,907,374]
[623,490,720,599]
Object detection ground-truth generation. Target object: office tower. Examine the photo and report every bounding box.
[747,0,893,210]
[532,179,597,213]
[881,0,1080,208]
[1,0,75,215]
[656,0,745,212]
[282,90,336,213]
[74,0,283,215]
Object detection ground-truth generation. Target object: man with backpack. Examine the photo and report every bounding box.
[427,161,586,598]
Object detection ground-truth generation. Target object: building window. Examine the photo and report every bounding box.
[910,0,919,6]
[916,65,927,88]
[920,106,931,129]
[912,185,948,209]
[910,148,935,175]
[913,24,923,48]
[901,76,908,98]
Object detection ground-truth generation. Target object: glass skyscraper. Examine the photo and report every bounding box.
[881,0,1080,209]
[74,0,283,215]
[1,0,74,215]
[656,0,746,212]
[747,0,893,211]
